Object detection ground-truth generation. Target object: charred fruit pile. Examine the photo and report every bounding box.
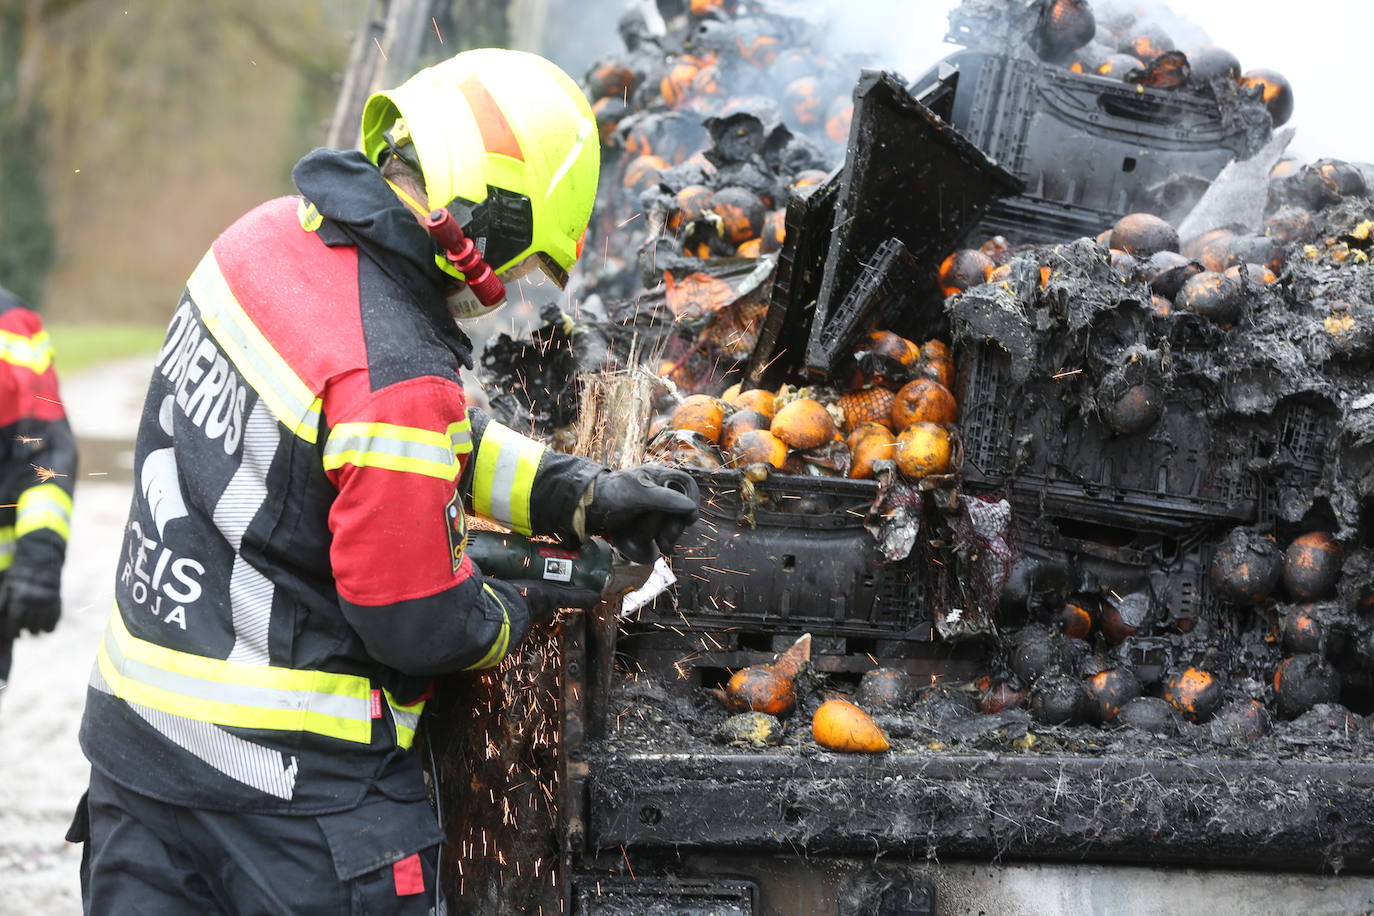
[595,15,1374,769]
[647,330,956,484]
[620,172,1374,765]
[511,0,1374,772]
[580,0,855,303]
[954,0,1293,117]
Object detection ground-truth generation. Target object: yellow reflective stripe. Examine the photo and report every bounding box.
[322,419,473,480]
[0,524,12,571]
[187,250,323,444]
[16,483,72,540]
[0,328,53,374]
[324,422,460,480]
[464,585,512,671]
[471,422,545,536]
[297,198,323,232]
[98,608,374,744]
[384,689,426,749]
[449,418,473,456]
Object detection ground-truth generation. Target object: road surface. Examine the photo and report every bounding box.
[0,356,148,914]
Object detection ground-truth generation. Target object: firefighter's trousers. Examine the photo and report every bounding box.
[69,768,445,915]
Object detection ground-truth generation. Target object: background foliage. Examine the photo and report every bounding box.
[0,0,367,319]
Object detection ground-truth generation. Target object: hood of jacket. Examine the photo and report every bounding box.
[292,148,473,367]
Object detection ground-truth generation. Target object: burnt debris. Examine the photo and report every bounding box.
[455,0,1374,895]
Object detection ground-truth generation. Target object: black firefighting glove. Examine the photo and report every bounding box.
[507,580,603,626]
[0,577,62,640]
[583,465,701,564]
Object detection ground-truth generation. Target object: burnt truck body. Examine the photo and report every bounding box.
[556,48,1374,916]
[326,2,1374,913]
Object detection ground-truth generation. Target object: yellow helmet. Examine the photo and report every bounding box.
[361,48,600,288]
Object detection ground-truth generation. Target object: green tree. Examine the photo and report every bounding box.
[0,1,63,307]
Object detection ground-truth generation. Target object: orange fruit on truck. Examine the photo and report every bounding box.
[895,422,953,478]
[848,425,897,480]
[864,331,920,366]
[891,378,957,428]
[731,388,776,418]
[720,409,770,451]
[671,394,726,444]
[772,397,837,450]
[719,634,811,718]
[812,699,889,753]
[728,429,788,469]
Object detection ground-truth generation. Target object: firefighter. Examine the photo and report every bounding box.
[0,284,77,702]
[70,49,698,913]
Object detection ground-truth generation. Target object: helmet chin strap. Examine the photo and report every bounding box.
[384,177,430,220]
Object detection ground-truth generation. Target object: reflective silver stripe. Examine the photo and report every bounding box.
[449,419,472,456]
[15,484,73,539]
[322,422,460,480]
[216,402,280,666]
[391,706,420,734]
[486,427,521,526]
[90,661,299,800]
[101,623,371,726]
[187,250,322,443]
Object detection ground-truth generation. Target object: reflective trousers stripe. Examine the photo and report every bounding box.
[384,690,425,749]
[470,422,544,536]
[16,483,72,540]
[463,585,512,671]
[0,525,12,571]
[323,419,472,481]
[97,608,374,744]
[0,328,53,374]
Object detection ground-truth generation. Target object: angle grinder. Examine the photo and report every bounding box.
[466,531,677,613]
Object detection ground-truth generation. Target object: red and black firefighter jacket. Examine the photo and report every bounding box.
[79,149,601,813]
[0,287,76,599]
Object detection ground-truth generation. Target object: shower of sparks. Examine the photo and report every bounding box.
[1052,368,1083,380]
[373,37,388,60]
[13,435,41,445]
[432,17,444,44]
[31,464,66,482]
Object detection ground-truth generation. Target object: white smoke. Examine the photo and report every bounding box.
[535,0,1373,166]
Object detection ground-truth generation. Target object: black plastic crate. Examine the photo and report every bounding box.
[744,176,838,389]
[1274,398,1337,478]
[956,340,1261,532]
[1009,511,1220,636]
[975,196,1115,247]
[930,50,1266,242]
[807,238,927,377]
[642,470,928,639]
[574,876,755,915]
[804,70,1020,378]
[1250,398,1337,525]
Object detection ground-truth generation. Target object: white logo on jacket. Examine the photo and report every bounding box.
[156,301,248,455]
